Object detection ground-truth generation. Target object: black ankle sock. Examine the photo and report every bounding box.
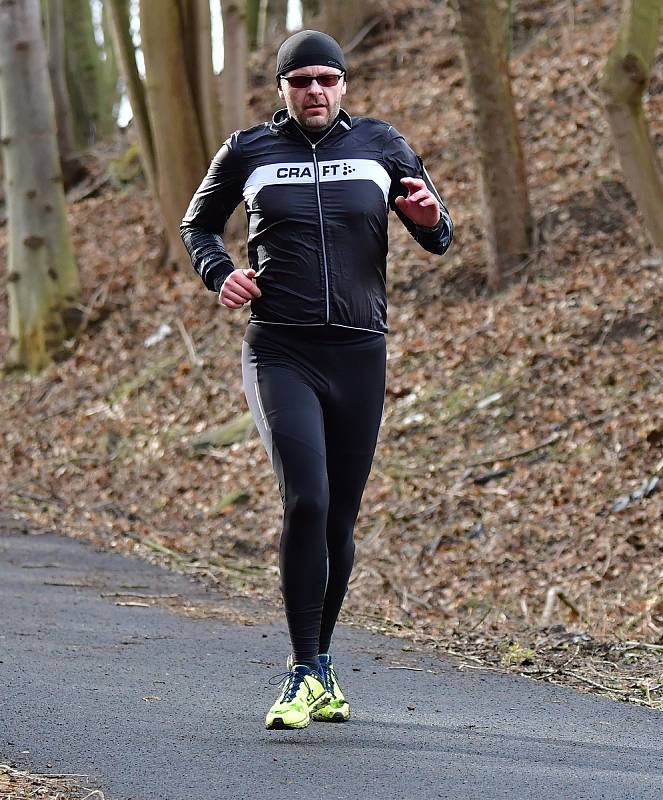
[294,656,321,673]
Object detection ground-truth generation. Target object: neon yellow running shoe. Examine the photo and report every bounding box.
[265,664,330,730]
[286,654,350,722]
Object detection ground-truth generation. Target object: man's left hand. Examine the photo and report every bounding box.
[394,177,440,228]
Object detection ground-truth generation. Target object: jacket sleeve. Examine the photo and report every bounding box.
[382,127,453,255]
[180,132,245,292]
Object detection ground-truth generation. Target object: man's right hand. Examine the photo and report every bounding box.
[219,268,262,309]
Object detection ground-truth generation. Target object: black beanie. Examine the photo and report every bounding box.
[276,30,346,80]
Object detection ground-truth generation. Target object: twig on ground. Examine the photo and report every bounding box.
[469,604,493,631]
[100,592,180,599]
[562,670,630,694]
[622,642,663,652]
[175,317,204,369]
[540,586,583,626]
[115,601,151,607]
[467,433,561,469]
[142,538,187,561]
[387,666,424,671]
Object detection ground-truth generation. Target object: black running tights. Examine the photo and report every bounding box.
[241,323,386,669]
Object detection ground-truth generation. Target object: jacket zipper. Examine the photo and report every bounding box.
[310,143,330,323]
[295,121,338,325]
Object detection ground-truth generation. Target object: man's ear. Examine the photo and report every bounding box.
[278,84,285,102]
[342,81,347,96]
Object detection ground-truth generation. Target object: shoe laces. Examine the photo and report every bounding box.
[268,668,309,703]
[320,662,337,697]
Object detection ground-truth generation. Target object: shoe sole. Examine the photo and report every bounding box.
[266,716,310,730]
[265,691,331,731]
[311,711,348,722]
[311,704,350,723]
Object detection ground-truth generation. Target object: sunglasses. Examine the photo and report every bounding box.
[280,73,345,89]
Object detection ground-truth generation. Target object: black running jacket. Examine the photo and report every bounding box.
[181,108,453,334]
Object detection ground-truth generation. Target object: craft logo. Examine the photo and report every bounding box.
[275,162,356,179]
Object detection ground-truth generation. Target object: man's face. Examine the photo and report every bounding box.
[278,65,347,131]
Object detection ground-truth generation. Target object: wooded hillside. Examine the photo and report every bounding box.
[1,0,662,708]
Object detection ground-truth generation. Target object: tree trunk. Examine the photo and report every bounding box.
[301,0,322,28]
[63,0,114,143]
[44,0,86,188]
[245,0,260,50]
[140,0,210,266]
[188,0,220,158]
[0,103,4,206]
[221,0,247,138]
[0,0,81,372]
[258,0,287,47]
[599,0,663,251]
[221,0,248,239]
[105,0,157,191]
[100,0,121,125]
[454,0,532,290]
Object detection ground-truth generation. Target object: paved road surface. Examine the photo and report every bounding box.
[1,531,662,799]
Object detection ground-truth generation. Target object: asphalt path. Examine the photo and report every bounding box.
[1,530,662,799]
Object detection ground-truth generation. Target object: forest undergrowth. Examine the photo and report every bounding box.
[1,0,662,709]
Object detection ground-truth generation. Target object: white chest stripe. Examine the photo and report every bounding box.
[243,158,391,207]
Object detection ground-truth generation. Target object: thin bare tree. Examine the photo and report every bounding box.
[454,0,532,289]
[600,0,663,250]
[44,0,85,188]
[221,0,248,137]
[104,0,157,191]
[258,0,287,46]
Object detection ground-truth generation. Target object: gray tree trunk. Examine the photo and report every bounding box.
[100,0,121,124]
[104,0,157,191]
[454,0,532,289]
[600,0,663,251]
[44,0,85,188]
[0,0,81,372]
[221,0,247,138]
[301,0,322,28]
[189,0,221,158]
[221,0,248,238]
[64,0,114,143]
[258,0,287,47]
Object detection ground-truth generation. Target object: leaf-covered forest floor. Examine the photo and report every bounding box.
[2,0,662,710]
[0,762,102,800]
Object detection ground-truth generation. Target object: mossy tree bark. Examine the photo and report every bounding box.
[140,0,213,266]
[63,0,114,144]
[44,0,86,188]
[245,0,260,49]
[599,0,663,250]
[454,0,532,290]
[104,0,157,192]
[0,0,81,372]
[100,1,121,124]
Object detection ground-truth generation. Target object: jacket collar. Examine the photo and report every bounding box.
[271,107,353,137]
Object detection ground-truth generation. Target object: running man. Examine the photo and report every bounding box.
[181,30,453,730]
